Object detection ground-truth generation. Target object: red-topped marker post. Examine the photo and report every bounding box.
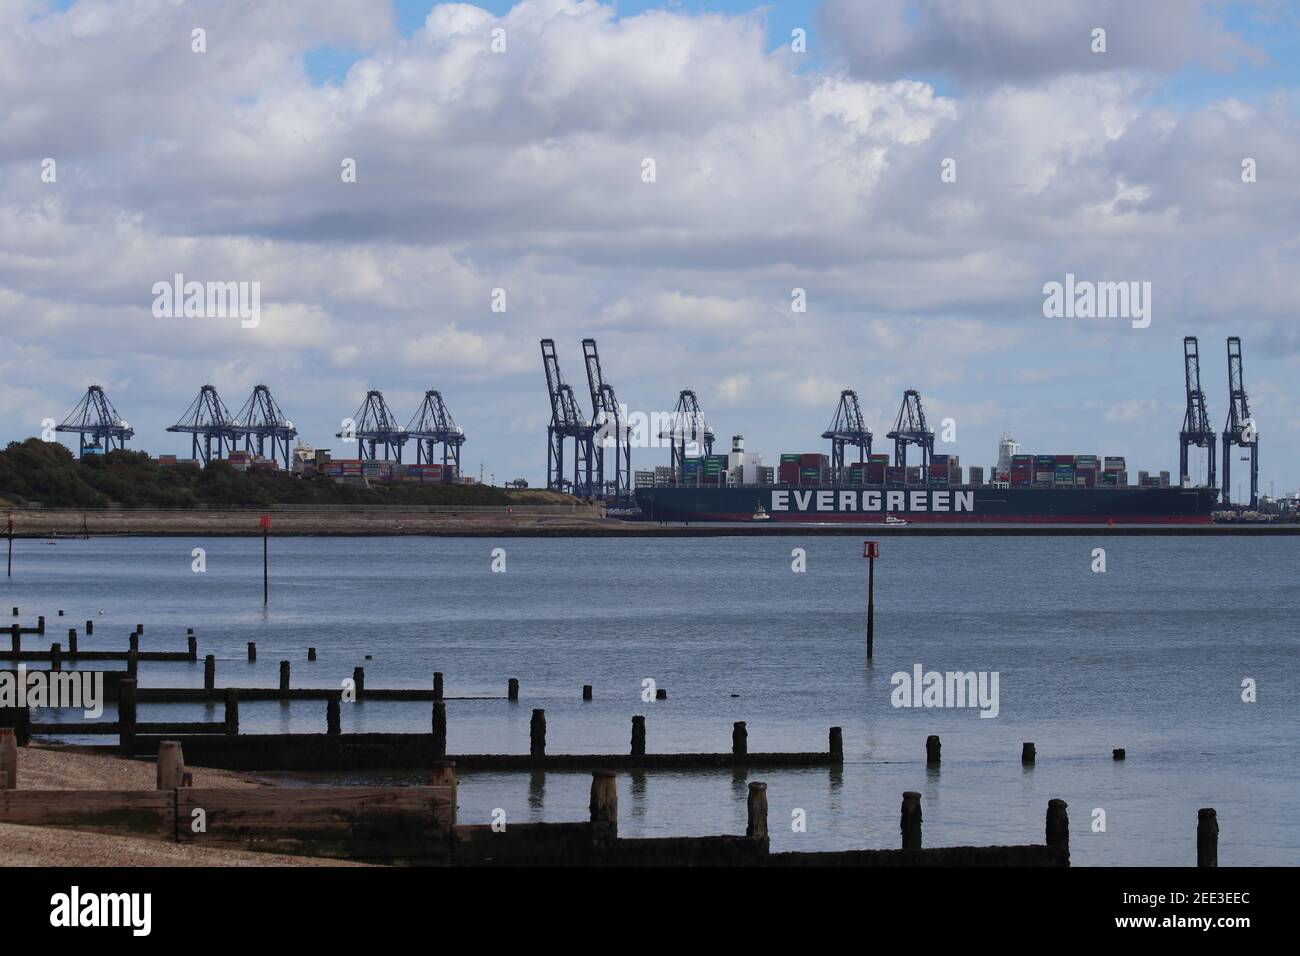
[261,514,271,605]
[863,540,879,658]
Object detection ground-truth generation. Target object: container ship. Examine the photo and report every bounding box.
[632,436,1218,525]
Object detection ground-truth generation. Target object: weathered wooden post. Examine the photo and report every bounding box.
[926,734,941,766]
[128,632,139,653]
[863,540,879,658]
[307,647,317,662]
[530,708,546,758]
[0,706,30,746]
[37,615,44,635]
[1022,742,1036,764]
[1113,748,1126,761]
[187,634,197,661]
[68,628,77,656]
[0,728,16,789]
[430,760,458,824]
[655,687,667,700]
[631,715,646,756]
[118,678,137,753]
[9,623,18,654]
[126,648,138,679]
[507,677,519,701]
[732,721,748,756]
[326,698,341,735]
[746,782,769,840]
[433,672,443,701]
[204,654,215,691]
[135,624,143,637]
[224,688,239,735]
[901,791,922,850]
[829,726,843,761]
[589,770,618,841]
[432,701,448,758]
[1197,808,1219,868]
[50,642,62,671]
[1046,798,1069,865]
[86,618,93,636]
[352,666,365,701]
[247,642,257,662]
[582,684,593,701]
[279,660,290,695]
[58,609,64,617]
[157,741,185,790]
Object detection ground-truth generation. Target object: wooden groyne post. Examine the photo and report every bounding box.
[530,709,546,758]
[433,672,443,700]
[732,721,748,756]
[118,678,137,752]
[68,628,77,655]
[901,791,922,849]
[352,667,365,701]
[589,771,617,841]
[746,782,768,840]
[1197,808,1218,867]
[327,698,341,735]
[224,689,239,735]
[631,716,646,756]
[1022,742,1036,765]
[279,660,291,695]
[829,726,843,761]
[432,701,447,758]
[0,727,16,789]
[50,643,62,671]
[507,678,519,701]
[247,642,257,662]
[204,655,215,691]
[926,735,941,766]
[1046,798,1069,865]
[157,741,185,789]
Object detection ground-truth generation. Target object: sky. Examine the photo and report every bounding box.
[2,0,1299,497]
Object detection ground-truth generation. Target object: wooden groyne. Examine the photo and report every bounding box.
[0,738,1079,866]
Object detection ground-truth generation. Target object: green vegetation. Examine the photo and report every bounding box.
[0,439,545,509]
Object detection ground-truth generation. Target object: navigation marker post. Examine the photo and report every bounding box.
[261,514,271,606]
[863,540,879,659]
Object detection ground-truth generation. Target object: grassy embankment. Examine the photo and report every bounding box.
[0,438,562,509]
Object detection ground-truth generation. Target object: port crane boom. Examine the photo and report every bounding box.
[1221,336,1258,508]
[822,389,873,483]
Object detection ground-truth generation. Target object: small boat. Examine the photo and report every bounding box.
[884,515,908,527]
[751,504,772,521]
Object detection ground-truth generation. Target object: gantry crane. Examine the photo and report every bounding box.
[822,389,873,483]
[885,389,934,478]
[1221,336,1259,508]
[659,389,714,483]
[339,390,408,462]
[541,339,597,497]
[406,389,465,475]
[582,338,631,503]
[1178,337,1216,489]
[230,385,297,469]
[167,385,237,464]
[55,385,134,458]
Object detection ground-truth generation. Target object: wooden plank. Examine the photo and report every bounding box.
[0,789,174,839]
[176,786,454,861]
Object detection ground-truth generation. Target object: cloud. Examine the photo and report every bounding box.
[0,0,1297,487]
[821,0,1268,87]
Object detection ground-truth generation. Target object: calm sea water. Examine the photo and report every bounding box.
[4,533,1297,866]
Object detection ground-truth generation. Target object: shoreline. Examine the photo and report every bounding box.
[4,508,1299,536]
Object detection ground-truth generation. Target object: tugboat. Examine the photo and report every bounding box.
[751,503,772,521]
[884,515,908,527]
